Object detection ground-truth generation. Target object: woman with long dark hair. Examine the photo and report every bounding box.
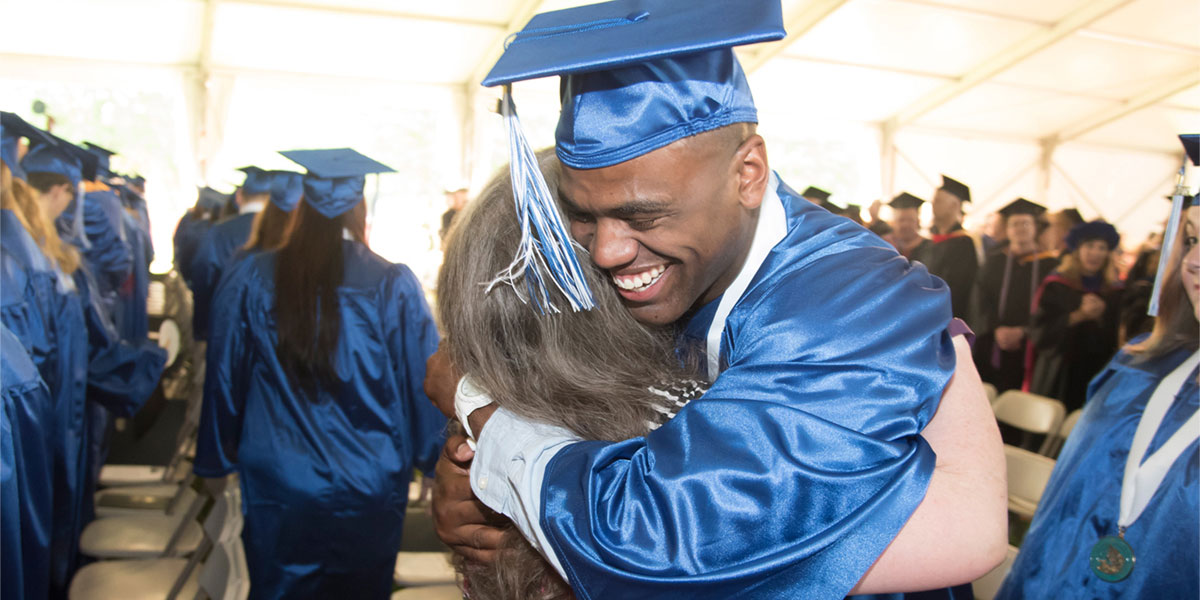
[998,198,1199,598]
[194,149,446,599]
[1028,220,1124,411]
[437,151,706,600]
[240,170,302,254]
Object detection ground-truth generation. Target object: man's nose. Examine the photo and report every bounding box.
[589,221,638,270]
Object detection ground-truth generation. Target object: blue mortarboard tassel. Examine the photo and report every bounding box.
[1149,146,1196,316]
[485,86,595,314]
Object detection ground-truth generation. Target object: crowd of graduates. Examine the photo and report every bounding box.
[798,176,1171,415]
[1,111,168,599]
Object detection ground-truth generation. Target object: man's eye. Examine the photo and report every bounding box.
[628,218,661,231]
[569,212,595,224]
[1185,235,1198,248]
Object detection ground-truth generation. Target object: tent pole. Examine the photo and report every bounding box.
[1038,139,1056,208]
[880,119,897,200]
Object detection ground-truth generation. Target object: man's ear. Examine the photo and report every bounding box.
[735,134,768,210]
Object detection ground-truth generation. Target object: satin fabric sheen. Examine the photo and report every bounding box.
[557,48,758,169]
[2,209,90,599]
[189,211,256,341]
[173,213,213,287]
[1,324,56,600]
[58,189,134,321]
[301,174,365,219]
[539,180,959,598]
[193,242,446,599]
[997,340,1199,599]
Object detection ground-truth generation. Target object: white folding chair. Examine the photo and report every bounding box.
[1045,409,1083,458]
[972,544,1019,600]
[1004,445,1057,519]
[982,383,998,405]
[79,484,210,559]
[992,391,1066,455]
[70,489,242,600]
[391,585,463,600]
[94,472,200,518]
[194,538,249,600]
[394,552,457,587]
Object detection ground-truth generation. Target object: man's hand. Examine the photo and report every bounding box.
[993,326,1025,351]
[431,431,506,563]
[424,344,460,419]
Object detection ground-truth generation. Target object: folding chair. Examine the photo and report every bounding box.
[1004,445,1056,520]
[70,488,243,600]
[992,391,1066,455]
[394,552,457,587]
[94,472,200,518]
[79,483,210,559]
[1045,409,1083,458]
[982,383,998,405]
[971,544,1019,600]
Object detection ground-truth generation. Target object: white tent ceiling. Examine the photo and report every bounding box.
[1,0,1198,280]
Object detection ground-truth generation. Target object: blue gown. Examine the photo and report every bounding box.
[996,340,1199,599]
[57,189,133,325]
[536,179,965,599]
[194,241,447,600]
[1,324,56,600]
[173,213,212,287]
[1,209,90,599]
[189,211,256,341]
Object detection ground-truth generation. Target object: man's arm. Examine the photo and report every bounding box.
[850,335,1007,593]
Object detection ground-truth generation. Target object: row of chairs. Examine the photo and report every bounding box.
[71,486,248,600]
[986,386,1082,457]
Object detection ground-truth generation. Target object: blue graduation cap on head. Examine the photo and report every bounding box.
[1,111,56,181]
[1149,133,1200,316]
[278,148,394,219]
[83,142,116,178]
[237,166,274,196]
[197,186,230,213]
[21,135,95,247]
[267,170,304,212]
[482,0,786,313]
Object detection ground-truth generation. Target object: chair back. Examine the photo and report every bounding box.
[195,539,248,600]
[992,391,1066,454]
[1046,409,1084,458]
[982,383,998,405]
[1004,445,1057,516]
[971,544,1019,600]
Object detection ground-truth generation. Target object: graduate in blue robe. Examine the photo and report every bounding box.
[59,186,133,322]
[173,187,230,287]
[194,148,446,599]
[189,168,272,341]
[432,3,1003,598]
[1,323,56,600]
[997,189,1200,599]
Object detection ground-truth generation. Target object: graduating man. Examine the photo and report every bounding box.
[427,1,1006,598]
[970,198,1058,393]
[884,192,930,260]
[189,167,270,341]
[913,175,979,320]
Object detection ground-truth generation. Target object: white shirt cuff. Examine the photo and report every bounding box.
[470,406,580,580]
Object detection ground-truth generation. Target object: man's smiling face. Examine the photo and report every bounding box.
[559,125,767,326]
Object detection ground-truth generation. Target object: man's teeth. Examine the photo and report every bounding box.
[613,266,665,291]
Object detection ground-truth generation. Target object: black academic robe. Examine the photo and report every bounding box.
[913,224,978,320]
[970,249,1059,393]
[1028,275,1123,413]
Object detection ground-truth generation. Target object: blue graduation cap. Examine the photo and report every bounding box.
[21,138,84,187]
[481,0,785,313]
[278,148,394,219]
[197,186,231,213]
[268,170,304,212]
[1181,134,1199,167]
[237,166,274,196]
[1,112,56,180]
[83,141,116,177]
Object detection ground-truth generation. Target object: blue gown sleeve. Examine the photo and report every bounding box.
[384,265,445,475]
[78,192,134,295]
[74,268,166,418]
[188,229,222,341]
[538,248,955,598]
[1,377,21,600]
[193,260,254,478]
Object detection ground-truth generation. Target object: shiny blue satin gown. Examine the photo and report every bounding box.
[539,179,968,599]
[57,189,133,324]
[173,213,212,287]
[996,340,1199,599]
[189,211,255,341]
[1,324,56,600]
[2,209,89,599]
[194,241,447,599]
